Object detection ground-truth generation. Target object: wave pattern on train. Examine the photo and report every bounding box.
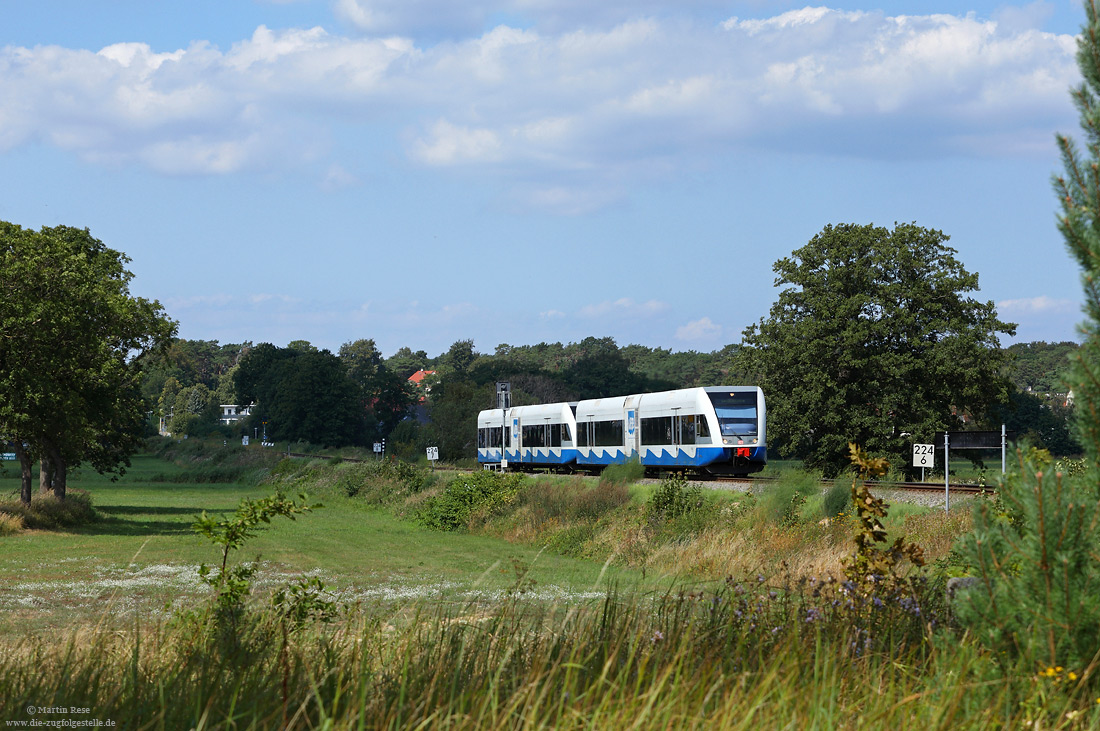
[477,386,766,477]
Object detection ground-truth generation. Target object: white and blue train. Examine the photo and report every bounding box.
[476,386,766,476]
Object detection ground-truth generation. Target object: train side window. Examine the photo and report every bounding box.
[550,423,562,447]
[641,416,672,445]
[681,414,697,445]
[594,419,623,447]
[561,423,572,443]
[576,422,588,447]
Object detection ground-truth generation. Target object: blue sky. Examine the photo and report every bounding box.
[0,0,1089,357]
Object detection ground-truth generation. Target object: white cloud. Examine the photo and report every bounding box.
[0,7,1078,196]
[321,163,360,190]
[997,295,1075,314]
[675,316,722,342]
[410,119,503,165]
[577,298,667,319]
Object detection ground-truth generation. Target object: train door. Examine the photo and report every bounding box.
[671,408,683,457]
[673,411,696,461]
[624,396,640,461]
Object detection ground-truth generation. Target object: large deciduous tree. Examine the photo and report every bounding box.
[0,223,176,503]
[736,222,1015,475]
[234,344,366,446]
[338,339,416,439]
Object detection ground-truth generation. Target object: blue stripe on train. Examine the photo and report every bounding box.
[576,447,728,466]
[640,446,730,467]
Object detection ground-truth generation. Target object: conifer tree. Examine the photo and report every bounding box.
[1055,0,1100,473]
[953,0,1100,674]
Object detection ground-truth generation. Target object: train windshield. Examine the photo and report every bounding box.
[707,391,758,437]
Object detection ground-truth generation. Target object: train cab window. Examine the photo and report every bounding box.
[707,392,758,437]
[641,416,673,445]
[576,422,590,447]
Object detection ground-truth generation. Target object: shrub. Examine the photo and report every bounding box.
[822,481,850,518]
[647,472,705,520]
[518,477,631,523]
[954,451,1100,672]
[600,458,644,488]
[418,471,527,531]
[0,511,24,536]
[0,490,97,529]
[758,470,819,526]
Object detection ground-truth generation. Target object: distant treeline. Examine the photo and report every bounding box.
[138,337,1081,459]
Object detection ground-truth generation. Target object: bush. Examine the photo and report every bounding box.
[954,451,1100,673]
[758,471,819,526]
[600,458,644,488]
[518,477,631,523]
[647,472,705,520]
[0,490,97,530]
[0,511,24,536]
[822,481,850,518]
[418,471,526,531]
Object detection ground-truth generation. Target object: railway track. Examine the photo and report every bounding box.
[713,474,992,494]
[283,451,994,494]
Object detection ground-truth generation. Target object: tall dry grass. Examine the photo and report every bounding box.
[1,580,1092,729]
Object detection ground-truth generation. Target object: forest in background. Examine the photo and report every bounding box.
[139,337,1080,461]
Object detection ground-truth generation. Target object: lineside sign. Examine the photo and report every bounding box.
[912,444,934,468]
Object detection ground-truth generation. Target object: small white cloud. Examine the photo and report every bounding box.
[997,295,1075,314]
[577,298,667,318]
[675,316,722,342]
[249,293,302,306]
[410,119,503,166]
[540,309,565,320]
[163,293,235,309]
[321,163,359,190]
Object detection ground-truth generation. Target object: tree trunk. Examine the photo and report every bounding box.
[13,442,32,505]
[47,444,67,501]
[39,454,54,494]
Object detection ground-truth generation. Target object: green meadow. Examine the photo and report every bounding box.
[1,444,1098,729]
[0,453,645,638]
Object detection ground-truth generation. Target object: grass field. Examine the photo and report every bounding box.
[0,453,645,636]
[4,446,1098,728]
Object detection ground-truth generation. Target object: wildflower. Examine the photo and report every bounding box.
[1069,672,1078,681]
[650,630,664,644]
[872,597,883,608]
[769,591,777,600]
